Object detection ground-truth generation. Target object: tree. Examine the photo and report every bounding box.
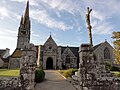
[112,32,120,64]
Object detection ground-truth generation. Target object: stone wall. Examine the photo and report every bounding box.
[0,58,4,68]
[78,44,120,90]
[9,58,20,69]
[61,47,77,69]
[93,41,114,63]
[0,43,36,90]
[0,77,21,90]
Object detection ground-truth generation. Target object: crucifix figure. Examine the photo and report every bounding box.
[86,7,93,46]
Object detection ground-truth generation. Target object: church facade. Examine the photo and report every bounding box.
[35,35,79,69]
[8,1,114,69]
[35,35,114,69]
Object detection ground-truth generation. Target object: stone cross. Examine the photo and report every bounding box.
[86,7,93,46]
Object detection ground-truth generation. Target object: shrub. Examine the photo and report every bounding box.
[35,69,45,83]
[59,69,78,78]
[116,72,120,77]
[110,66,120,71]
[101,61,112,70]
[101,61,120,71]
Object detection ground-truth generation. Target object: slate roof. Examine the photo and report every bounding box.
[61,46,79,57]
[0,49,6,58]
[93,43,102,50]
[93,41,110,51]
[1,56,10,63]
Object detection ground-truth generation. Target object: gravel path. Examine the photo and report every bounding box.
[35,70,76,90]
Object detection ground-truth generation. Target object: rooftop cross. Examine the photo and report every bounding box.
[50,32,52,37]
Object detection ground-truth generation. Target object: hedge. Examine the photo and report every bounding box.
[35,69,45,83]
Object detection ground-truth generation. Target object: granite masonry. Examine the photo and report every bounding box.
[0,43,36,90]
[78,44,120,90]
[20,43,36,90]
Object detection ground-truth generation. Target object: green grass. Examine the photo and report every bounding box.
[111,71,120,77]
[0,69,20,76]
[59,69,78,78]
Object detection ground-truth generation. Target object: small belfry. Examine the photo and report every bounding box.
[86,7,93,46]
[17,0,30,49]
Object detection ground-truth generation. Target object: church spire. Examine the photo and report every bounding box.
[19,0,30,26]
[20,15,24,24]
[24,0,29,18]
[17,0,31,49]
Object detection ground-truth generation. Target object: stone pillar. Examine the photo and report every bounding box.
[78,43,120,90]
[79,44,95,90]
[57,47,62,69]
[20,43,36,90]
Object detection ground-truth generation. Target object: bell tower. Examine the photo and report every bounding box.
[17,1,30,49]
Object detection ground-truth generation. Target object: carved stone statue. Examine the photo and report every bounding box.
[86,7,93,46]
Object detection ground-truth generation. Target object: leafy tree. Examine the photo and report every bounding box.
[112,32,120,64]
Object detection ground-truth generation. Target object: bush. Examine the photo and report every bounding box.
[101,61,120,71]
[35,69,45,83]
[59,69,78,78]
[110,66,120,71]
[101,61,112,70]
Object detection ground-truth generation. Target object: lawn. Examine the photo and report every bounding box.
[0,69,20,76]
[111,71,120,77]
[58,69,78,78]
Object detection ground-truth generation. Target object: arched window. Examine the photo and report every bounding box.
[66,55,70,63]
[104,47,110,59]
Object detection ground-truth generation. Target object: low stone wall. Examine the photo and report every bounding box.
[93,78,120,90]
[0,43,36,90]
[0,77,21,90]
[78,44,120,90]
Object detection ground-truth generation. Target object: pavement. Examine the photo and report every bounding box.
[35,70,76,90]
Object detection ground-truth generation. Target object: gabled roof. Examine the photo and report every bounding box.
[93,43,102,50]
[93,41,113,51]
[44,35,57,46]
[61,46,79,58]
[1,56,10,63]
[11,48,22,58]
[0,49,6,58]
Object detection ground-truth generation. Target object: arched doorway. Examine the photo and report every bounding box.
[46,57,53,69]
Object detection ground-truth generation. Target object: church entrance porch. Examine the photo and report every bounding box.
[46,57,53,69]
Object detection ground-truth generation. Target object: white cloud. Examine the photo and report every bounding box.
[91,10,106,22]
[30,9,73,31]
[0,28,17,40]
[0,6,9,19]
[10,0,38,6]
[8,0,120,34]
[0,5,20,21]
[42,0,81,15]
[92,22,113,35]
[9,0,83,31]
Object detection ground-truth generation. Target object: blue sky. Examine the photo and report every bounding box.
[0,0,120,54]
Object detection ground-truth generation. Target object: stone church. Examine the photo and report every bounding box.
[35,35,114,70]
[9,1,114,69]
